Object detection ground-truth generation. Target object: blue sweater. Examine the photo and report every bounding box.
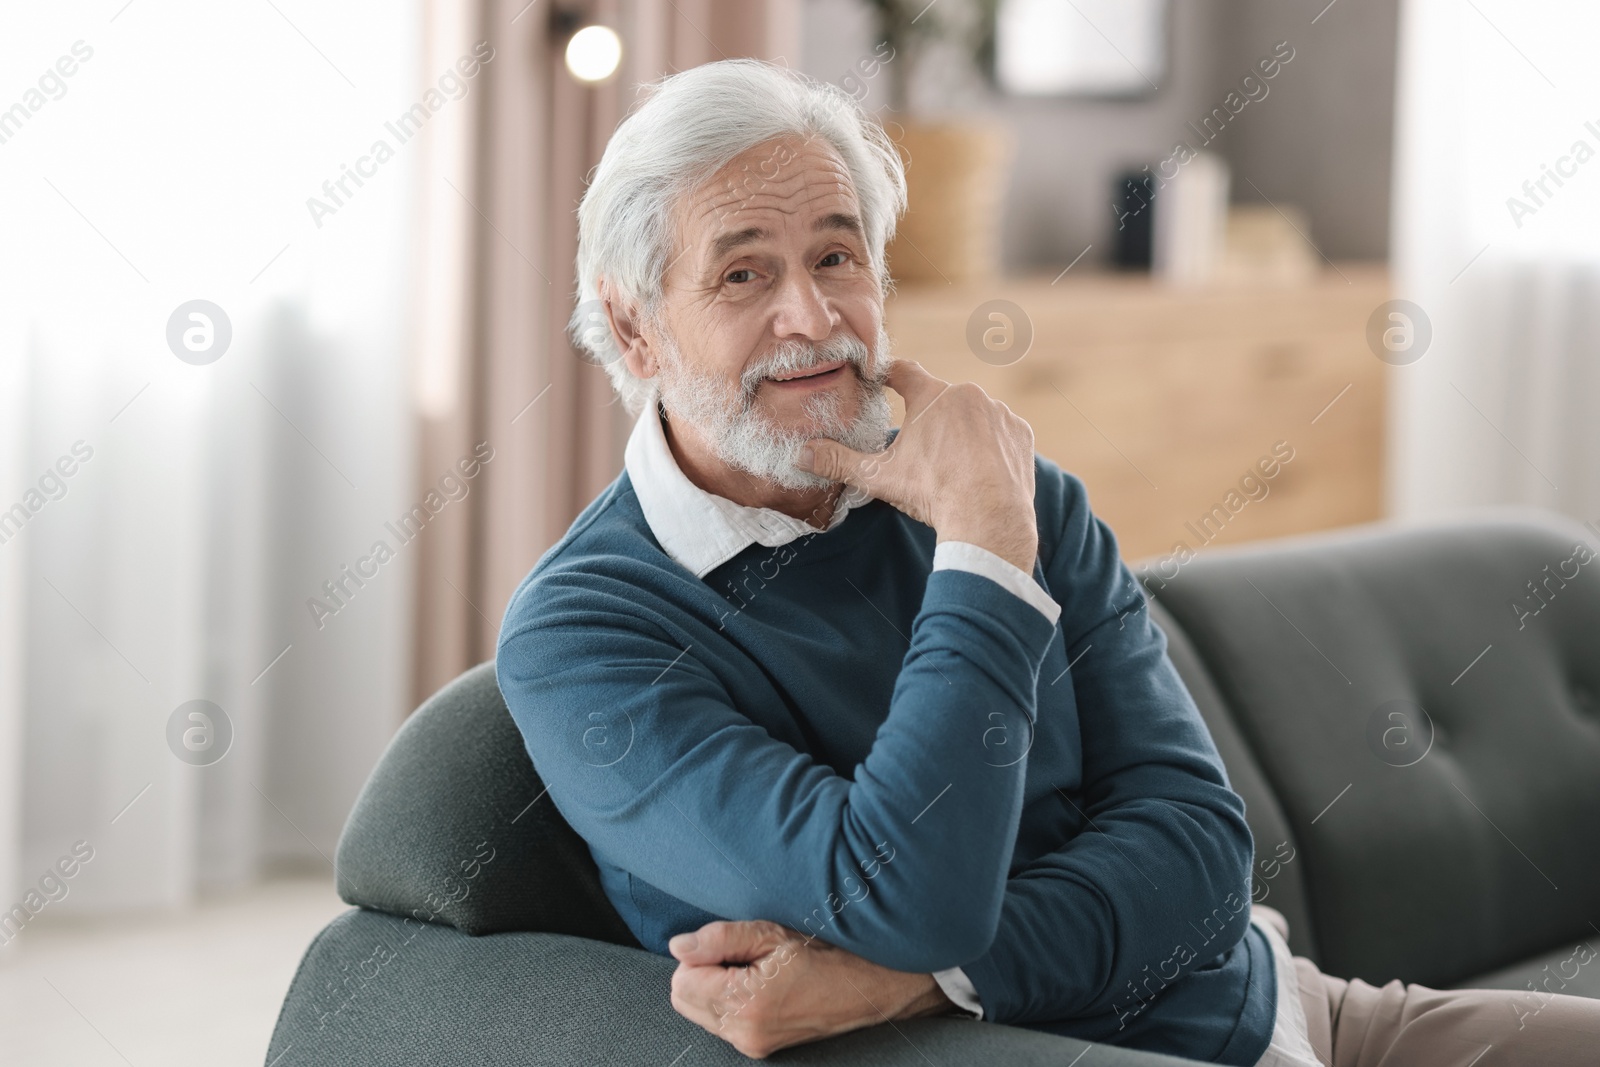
[496,452,1275,1065]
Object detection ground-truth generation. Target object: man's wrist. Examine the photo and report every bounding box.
[892,974,958,1020]
[935,526,1037,573]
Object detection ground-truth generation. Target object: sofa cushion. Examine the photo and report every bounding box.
[1143,509,1600,988]
[1452,935,1600,999]
[334,661,638,945]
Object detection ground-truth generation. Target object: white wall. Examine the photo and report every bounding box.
[799,0,1401,268]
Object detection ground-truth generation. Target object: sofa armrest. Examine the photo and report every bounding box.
[334,662,639,946]
[267,909,1208,1066]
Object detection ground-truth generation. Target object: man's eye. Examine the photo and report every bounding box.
[819,251,848,267]
[725,268,756,284]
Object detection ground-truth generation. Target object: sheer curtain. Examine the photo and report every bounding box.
[0,0,806,926]
[0,0,419,923]
[1389,0,1600,524]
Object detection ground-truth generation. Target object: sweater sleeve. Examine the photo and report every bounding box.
[496,559,1058,974]
[955,459,1256,1024]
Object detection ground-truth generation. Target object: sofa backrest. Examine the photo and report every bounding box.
[1146,598,1322,962]
[334,661,639,946]
[1139,509,1600,988]
[338,511,1600,993]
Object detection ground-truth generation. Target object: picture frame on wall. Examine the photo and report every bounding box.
[993,0,1169,99]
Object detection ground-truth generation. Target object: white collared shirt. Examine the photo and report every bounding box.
[623,402,1062,1018]
[1249,911,1323,1066]
[623,402,1061,620]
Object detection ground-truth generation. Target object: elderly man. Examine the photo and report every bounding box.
[496,59,1600,1066]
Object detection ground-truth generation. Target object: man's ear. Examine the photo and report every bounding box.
[598,277,659,380]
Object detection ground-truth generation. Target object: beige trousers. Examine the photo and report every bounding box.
[1254,905,1600,1067]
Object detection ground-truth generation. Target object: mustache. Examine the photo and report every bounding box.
[739,334,880,396]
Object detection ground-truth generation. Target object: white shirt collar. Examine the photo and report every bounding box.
[623,402,873,578]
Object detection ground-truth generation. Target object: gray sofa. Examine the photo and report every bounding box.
[266,510,1600,1065]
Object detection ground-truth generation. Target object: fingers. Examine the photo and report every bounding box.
[668,925,803,1053]
[882,359,949,415]
[669,962,738,1038]
[669,919,777,966]
[793,360,945,500]
[798,439,891,494]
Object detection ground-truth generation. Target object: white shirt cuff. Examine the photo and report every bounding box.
[932,541,1062,626]
[931,965,983,1019]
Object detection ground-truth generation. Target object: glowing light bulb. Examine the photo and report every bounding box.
[566,25,621,84]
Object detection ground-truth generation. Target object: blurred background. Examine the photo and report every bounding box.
[1,0,1597,1062]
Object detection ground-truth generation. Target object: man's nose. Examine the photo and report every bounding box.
[769,268,836,341]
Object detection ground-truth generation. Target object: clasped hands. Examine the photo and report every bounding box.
[668,919,959,1059]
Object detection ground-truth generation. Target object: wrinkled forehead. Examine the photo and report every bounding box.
[669,134,863,282]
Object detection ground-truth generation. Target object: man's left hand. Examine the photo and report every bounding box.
[668,919,956,1059]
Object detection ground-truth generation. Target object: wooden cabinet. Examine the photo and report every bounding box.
[883,265,1389,564]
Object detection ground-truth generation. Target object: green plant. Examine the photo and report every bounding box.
[859,0,1001,113]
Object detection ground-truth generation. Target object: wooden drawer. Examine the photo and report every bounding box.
[884,267,1389,562]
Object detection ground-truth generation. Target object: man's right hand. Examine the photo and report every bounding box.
[799,360,1039,572]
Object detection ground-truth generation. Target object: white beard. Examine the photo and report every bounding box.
[653,323,894,491]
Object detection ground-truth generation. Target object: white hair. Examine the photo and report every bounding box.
[568,58,908,415]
